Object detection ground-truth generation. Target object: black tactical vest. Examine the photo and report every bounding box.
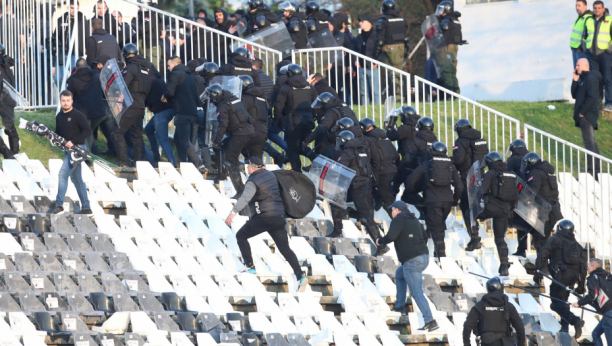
[470,139,489,165]
[288,16,308,49]
[379,139,397,162]
[225,98,252,134]
[494,171,518,202]
[333,104,359,126]
[291,86,314,120]
[248,169,285,218]
[442,14,462,45]
[127,62,151,94]
[428,157,454,187]
[477,302,511,336]
[253,95,269,132]
[378,15,408,44]
[92,33,120,64]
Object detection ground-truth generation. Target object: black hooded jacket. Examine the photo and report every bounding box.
[123,55,154,108]
[452,128,485,175]
[536,227,587,278]
[274,74,318,121]
[287,13,308,49]
[571,69,601,130]
[220,55,261,86]
[165,64,201,116]
[378,209,428,264]
[146,71,172,114]
[307,11,330,38]
[242,86,269,134]
[577,267,612,313]
[525,161,559,204]
[215,90,254,143]
[0,55,16,92]
[66,68,106,119]
[481,161,518,210]
[463,292,525,346]
[400,130,438,170]
[245,8,278,36]
[86,28,122,68]
[406,151,463,203]
[364,127,399,175]
[92,9,118,38]
[313,79,338,97]
[55,11,89,57]
[386,113,420,159]
[506,147,529,177]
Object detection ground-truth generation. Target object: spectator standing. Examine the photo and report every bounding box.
[93,1,118,38]
[132,3,165,72]
[111,11,134,49]
[86,18,122,68]
[53,1,88,84]
[354,15,380,105]
[571,58,601,176]
[587,0,612,111]
[571,0,594,67]
[377,201,439,332]
[144,70,176,166]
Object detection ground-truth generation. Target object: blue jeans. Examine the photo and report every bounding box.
[593,310,612,346]
[56,144,90,210]
[144,109,177,166]
[394,254,433,323]
[359,67,380,105]
[267,123,287,150]
[572,49,587,68]
[589,52,612,105]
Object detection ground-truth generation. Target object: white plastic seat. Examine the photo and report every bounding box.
[125,199,154,220]
[192,273,223,296]
[341,312,366,336]
[374,274,397,297]
[163,215,190,238]
[297,294,325,316]
[135,235,162,256]
[202,235,230,254]
[146,272,175,293]
[147,331,172,346]
[132,180,158,203]
[171,332,195,346]
[195,333,219,346]
[192,200,217,218]
[180,163,206,184]
[338,289,369,316]
[25,160,50,182]
[248,312,277,334]
[185,292,213,313]
[255,293,282,316]
[289,237,317,262]
[175,253,204,275]
[333,255,358,276]
[518,293,543,315]
[0,234,26,256]
[217,273,253,300]
[179,236,208,254]
[538,312,561,333]
[380,332,405,346]
[363,313,396,336]
[91,311,130,334]
[3,159,28,181]
[17,179,44,201]
[351,273,379,295]
[154,183,179,203]
[152,254,181,275]
[206,216,233,237]
[334,332,357,346]
[292,315,320,336]
[8,312,47,338]
[185,215,211,237]
[94,161,118,182]
[170,273,200,296]
[195,181,221,202]
[270,311,298,335]
[136,162,160,183]
[207,292,240,316]
[130,311,167,337]
[196,253,226,275]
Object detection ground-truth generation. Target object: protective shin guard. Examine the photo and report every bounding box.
[495,238,509,265]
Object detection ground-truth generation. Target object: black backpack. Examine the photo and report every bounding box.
[272,170,316,219]
[470,139,489,165]
[562,239,583,265]
[496,171,518,202]
[428,157,454,187]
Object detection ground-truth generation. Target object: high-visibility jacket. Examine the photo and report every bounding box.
[587,15,612,51]
[571,13,593,49]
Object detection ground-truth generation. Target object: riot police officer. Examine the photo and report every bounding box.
[505,139,528,176]
[117,43,153,167]
[278,2,308,49]
[305,1,329,38]
[534,220,586,338]
[274,64,318,172]
[204,84,255,196]
[360,117,399,214]
[520,152,564,250]
[399,117,438,171]
[244,0,278,36]
[472,152,519,276]
[331,131,389,255]
[405,142,462,258]
[219,47,261,86]
[435,1,464,93]
[462,277,526,346]
[0,43,19,158]
[375,0,408,72]
[239,75,268,160]
[386,106,420,161]
[452,118,489,243]
[199,62,221,82]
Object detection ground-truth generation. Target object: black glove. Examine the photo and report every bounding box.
[533,272,543,285]
[452,201,459,207]
[575,283,586,295]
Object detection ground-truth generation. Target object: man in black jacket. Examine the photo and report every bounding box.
[400,117,437,171]
[571,58,601,176]
[279,2,308,49]
[131,4,164,72]
[144,70,176,167]
[93,0,118,38]
[505,139,528,176]
[572,257,612,345]
[66,58,106,150]
[239,75,268,160]
[162,56,203,167]
[0,44,18,158]
[111,11,133,49]
[220,47,261,86]
[304,92,357,157]
[534,220,586,338]
[214,9,238,64]
[463,277,525,346]
[86,18,122,69]
[308,73,339,97]
[244,0,278,36]
[405,142,462,258]
[354,15,380,105]
[378,201,438,331]
[53,1,89,83]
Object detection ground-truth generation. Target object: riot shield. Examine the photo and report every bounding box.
[1,80,29,115]
[383,96,396,127]
[307,155,356,209]
[235,18,247,36]
[99,58,133,125]
[242,22,295,59]
[307,29,340,73]
[421,14,452,77]
[201,76,243,147]
[515,177,551,236]
[466,161,484,230]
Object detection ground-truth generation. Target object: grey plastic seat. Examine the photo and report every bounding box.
[34,311,72,336]
[85,252,111,272]
[423,274,441,294]
[124,333,145,346]
[316,219,334,237]
[287,333,310,346]
[20,233,46,252]
[62,252,89,272]
[6,272,31,291]
[33,195,52,213]
[102,273,127,292]
[521,313,542,335]
[43,292,69,311]
[54,273,80,292]
[376,256,398,277]
[30,272,56,291]
[536,332,560,346]
[66,234,92,252]
[0,252,17,271]
[113,293,139,311]
[556,332,578,346]
[243,333,262,346]
[15,253,41,271]
[137,292,166,313]
[27,214,49,233]
[220,332,241,343]
[61,196,77,214]
[358,238,377,256]
[73,332,98,346]
[153,312,181,332]
[100,333,123,346]
[39,253,65,272]
[50,214,74,233]
[0,292,22,311]
[108,253,133,271]
[431,292,456,313]
[0,195,14,213]
[200,313,225,331]
[267,334,291,346]
[74,215,97,233]
[452,293,475,312]
[295,219,321,238]
[19,291,47,311]
[2,214,25,232]
[67,292,97,313]
[91,234,115,252]
[123,273,150,292]
[44,233,70,252]
[61,312,91,333]
[334,238,359,258]
[77,272,103,292]
[11,195,36,213]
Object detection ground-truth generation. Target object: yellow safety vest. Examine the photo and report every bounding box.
[587,15,612,50]
[570,13,593,49]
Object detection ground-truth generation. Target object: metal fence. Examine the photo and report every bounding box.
[524,123,612,259]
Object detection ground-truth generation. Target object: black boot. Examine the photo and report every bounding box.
[465,237,482,251]
[5,127,20,154]
[573,318,585,339]
[498,263,510,276]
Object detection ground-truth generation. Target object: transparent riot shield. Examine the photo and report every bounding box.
[242,22,295,59]
[307,28,340,74]
[466,161,484,230]
[421,14,452,77]
[201,76,243,147]
[515,177,551,236]
[307,155,356,209]
[383,96,396,127]
[99,58,133,125]
[235,18,247,36]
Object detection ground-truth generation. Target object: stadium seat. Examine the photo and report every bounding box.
[154,312,182,333]
[335,238,360,258]
[27,214,49,233]
[113,293,140,312]
[0,292,21,311]
[34,311,72,336]
[312,237,335,257]
[266,333,291,346]
[90,292,115,314]
[354,255,377,274]
[55,274,80,292]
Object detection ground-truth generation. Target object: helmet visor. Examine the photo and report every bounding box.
[311,98,324,110]
[278,1,295,12]
[505,144,513,160]
[478,159,487,170]
[435,4,446,16]
[336,137,344,150]
[520,160,529,173]
[241,0,250,10]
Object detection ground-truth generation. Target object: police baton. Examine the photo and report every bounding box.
[536,270,584,299]
[468,272,604,316]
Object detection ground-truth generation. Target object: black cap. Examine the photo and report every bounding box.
[388,201,407,211]
[358,14,372,23]
[249,156,264,168]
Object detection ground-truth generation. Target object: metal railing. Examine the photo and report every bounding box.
[524,123,612,259]
[414,76,521,157]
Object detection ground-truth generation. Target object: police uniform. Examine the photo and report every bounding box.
[364,127,399,213]
[438,11,463,93]
[462,279,525,346]
[287,13,309,49]
[116,54,153,167]
[505,145,531,255]
[386,110,420,194]
[535,221,587,333]
[398,127,437,207]
[306,11,329,38]
[86,28,122,69]
[375,5,408,93]
[0,49,19,158]
[245,7,278,36]
[506,146,528,177]
[241,86,269,160]
[304,97,358,156]
[219,55,262,87]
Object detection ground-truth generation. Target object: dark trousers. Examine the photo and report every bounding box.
[115,107,145,166]
[241,131,267,161]
[236,216,302,280]
[174,115,201,166]
[589,52,612,105]
[425,202,452,257]
[476,204,510,265]
[331,181,380,239]
[579,118,601,176]
[550,269,581,331]
[222,134,250,193]
[285,122,314,172]
[98,110,117,155]
[377,173,396,211]
[459,188,473,235]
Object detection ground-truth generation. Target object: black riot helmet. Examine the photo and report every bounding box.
[520,152,541,173]
[417,117,434,131]
[430,141,447,155]
[239,75,254,91]
[480,151,503,169]
[399,106,418,123]
[556,219,575,233]
[286,64,303,77]
[204,84,224,103]
[436,1,453,16]
[202,62,220,78]
[381,0,396,14]
[486,277,504,293]
[254,15,267,29]
[305,1,319,15]
[359,117,376,131]
[454,118,472,133]
[247,0,263,10]
[233,47,250,58]
[337,117,354,131]
[311,92,334,110]
[278,1,299,14]
[122,43,139,58]
[0,43,5,56]
[336,130,354,149]
[506,139,526,157]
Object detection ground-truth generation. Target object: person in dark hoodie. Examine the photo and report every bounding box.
[144,69,176,167]
[472,152,519,276]
[304,92,357,157]
[0,44,18,158]
[162,56,204,168]
[386,106,420,195]
[451,118,489,249]
[86,18,122,68]
[573,257,612,345]
[239,75,268,160]
[91,54,118,156]
[308,73,339,97]
[244,0,278,35]
[214,8,238,64]
[188,59,207,96]
[463,277,525,346]
[274,64,318,172]
[278,1,308,49]
[66,58,107,150]
[354,15,380,105]
[504,139,533,257]
[53,1,89,84]
[571,58,601,177]
[405,142,462,258]
[219,47,261,86]
[305,1,329,38]
[131,3,164,72]
[534,220,586,338]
